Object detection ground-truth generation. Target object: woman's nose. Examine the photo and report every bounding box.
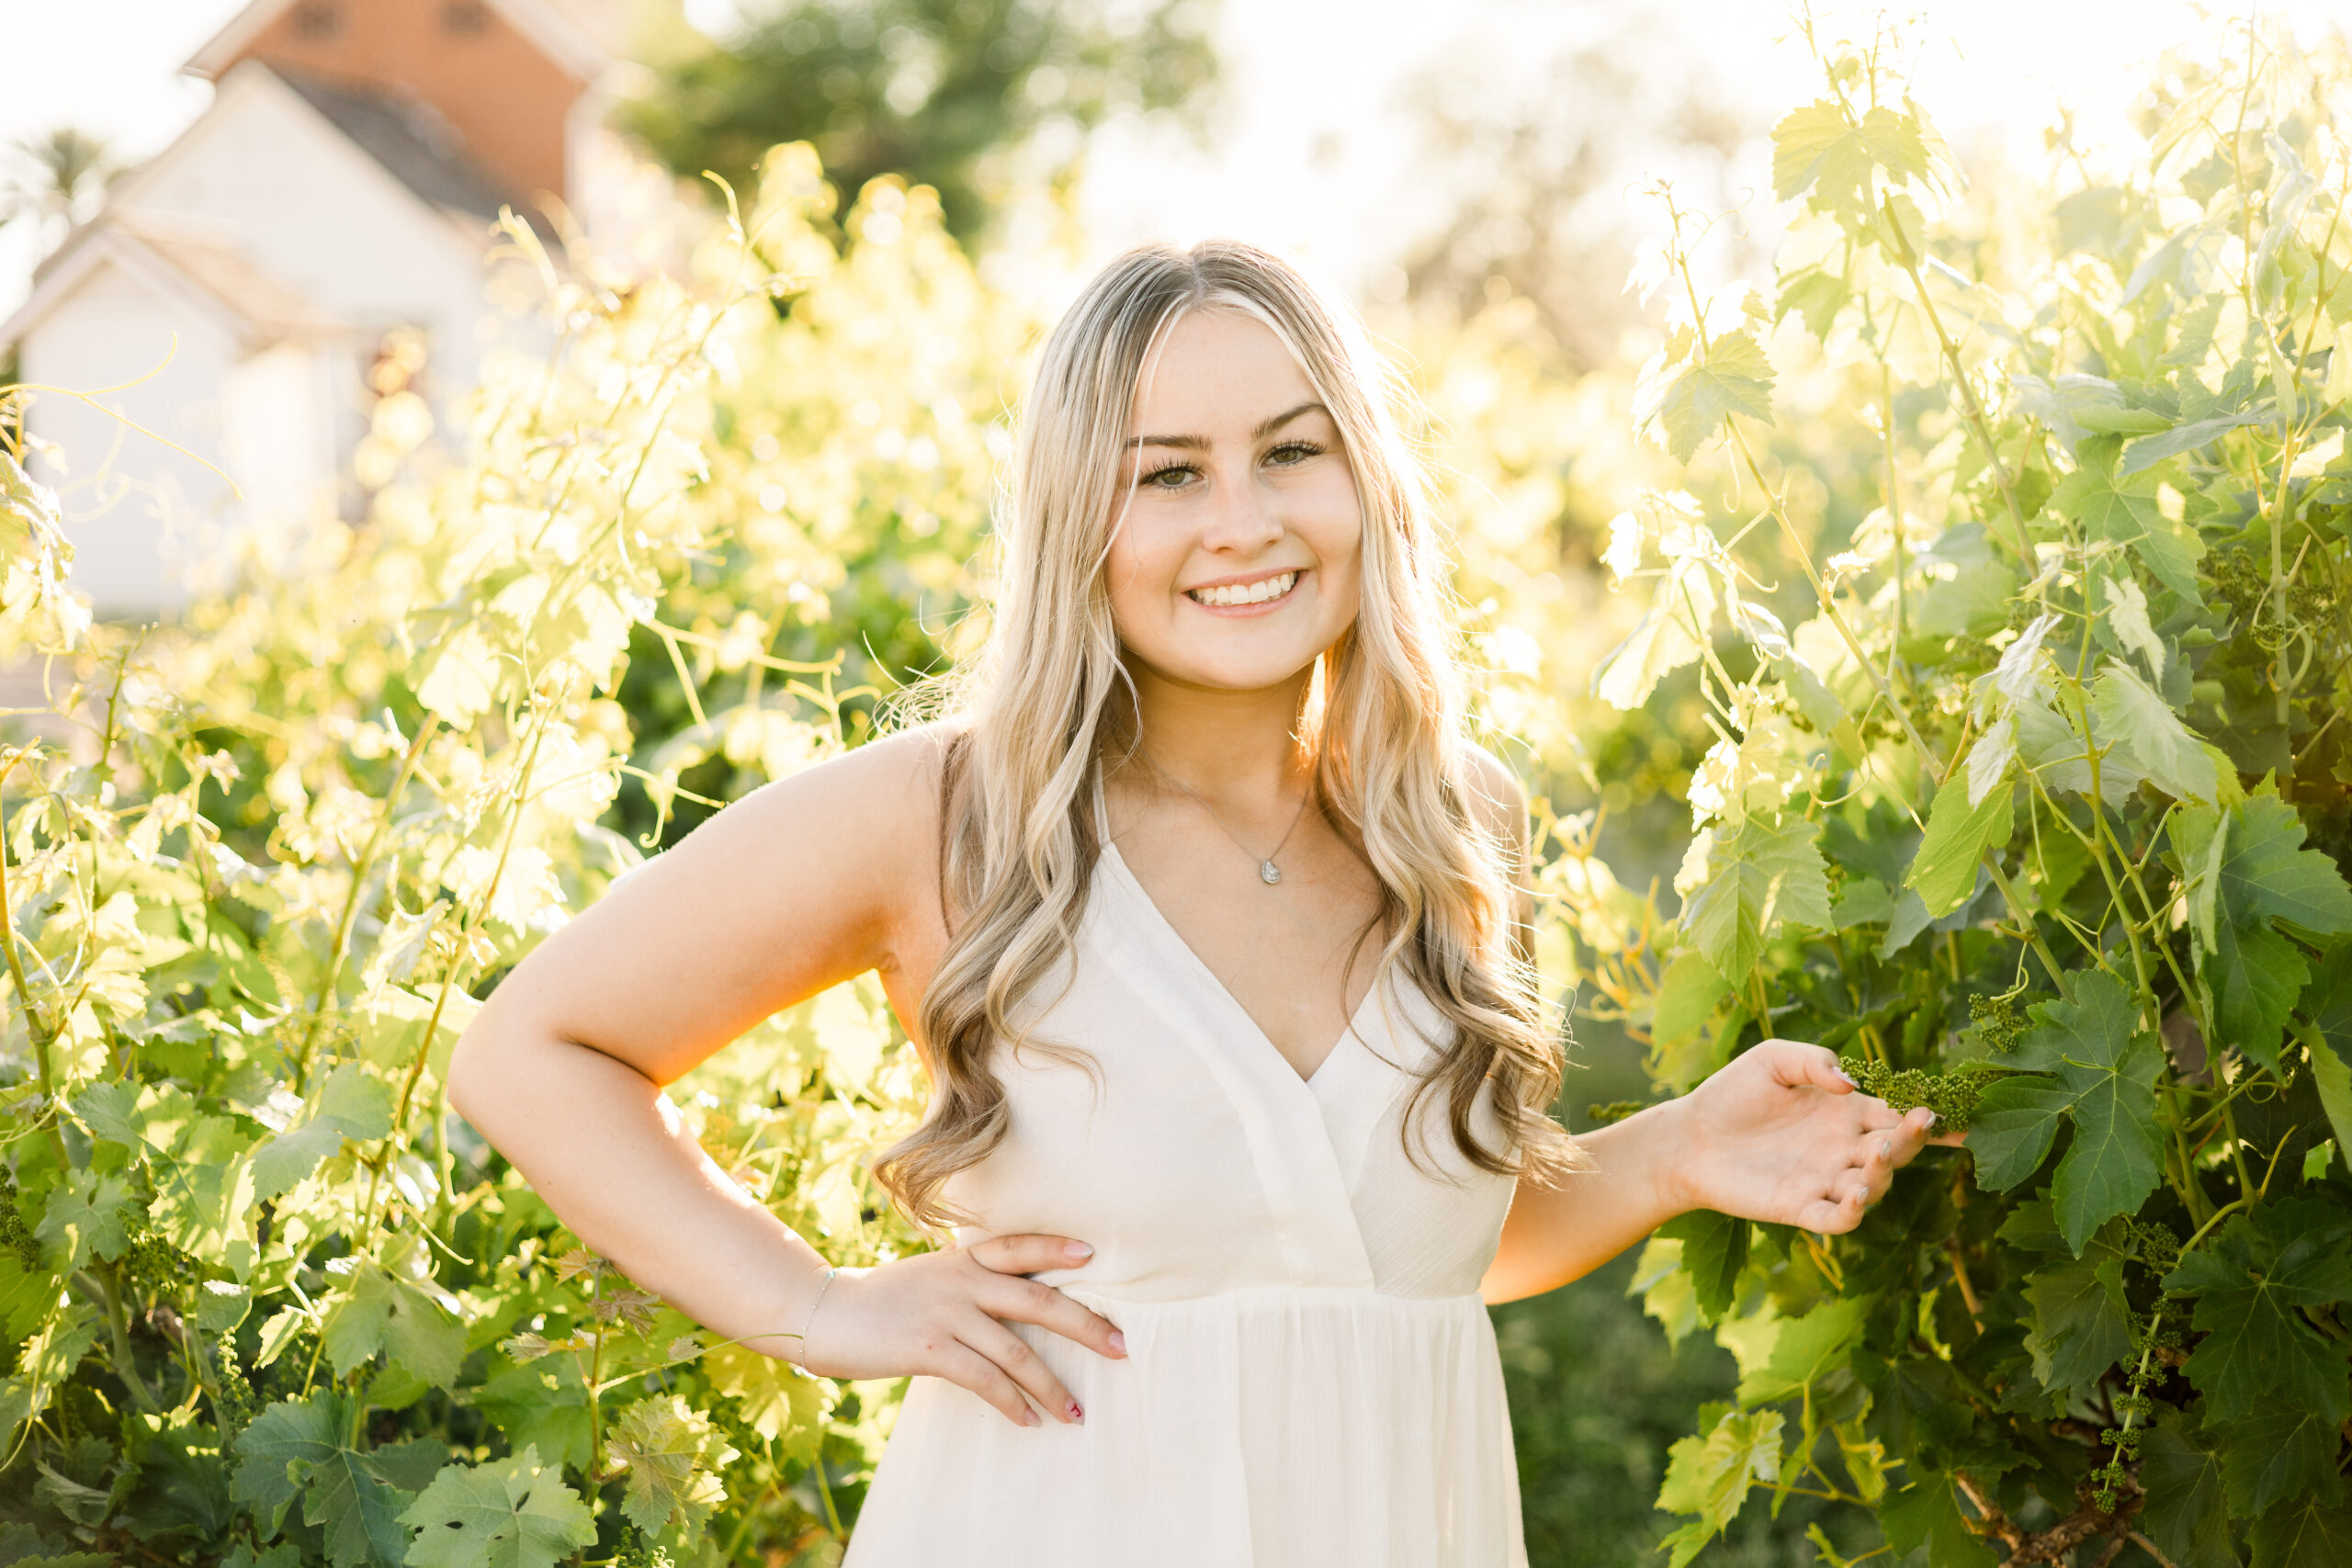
[1198,464,1283,552]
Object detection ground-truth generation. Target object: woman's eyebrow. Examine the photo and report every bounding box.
[1124,401,1329,451]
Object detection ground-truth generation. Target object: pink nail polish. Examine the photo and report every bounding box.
[1023,1407,1040,1427]
[1068,1400,1084,1424]
[1065,1241,1094,1263]
[1108,1330,1127,1355]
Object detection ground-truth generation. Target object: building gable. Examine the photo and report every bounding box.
[184,0,607,212]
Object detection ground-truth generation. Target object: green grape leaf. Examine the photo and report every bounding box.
[1657,1209,1749,1323]
[2164,1200,2352,1425]
[2047,1032,2165,1255]
[1651,951,1730,1044]
[398,1446,595,1568]
[1965,973,2163,1252]
[230,1394,419,1568]
[32,1170,135,1274]
[1680,813,1831,979]
[2311,948,2352,1152]
[2171,804,2228,954]
[1909,560,2018,639]
[2021,1235,2132,1389]
[2142,1413,2234,1568]
[1904,774,2010,919]
[1656,1407,1782,1567]
[473,1359,592,1475]
[220,1547,303,1568]
[1966,1076,2070,1190]
[1771,100,1930,220]
[2209,918,2309,1073]
[1879,1473,1997,1568]
[1733,1297,1864,1407]
[0,1257,61,1348]
[321,1260,466,1388]
[604,1396,736,1538]
[2089,662,2218,803]
[2221,795,2352,937]
[2247,1494,2352,1568]
[71,1080,146,1148]
[0,1303,101,1450]
[252,1065,394,1201]
[2050,466,2204,599]
[2118,408,2268,474]
[2217,1405,2346,1519]
[1638,328,1777,462]
[704,1345,837,1467]
[1774,267,1849,339]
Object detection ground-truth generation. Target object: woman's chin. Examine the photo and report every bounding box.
[1129,648,1325,697]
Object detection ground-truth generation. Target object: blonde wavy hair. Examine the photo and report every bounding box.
[875,239,1581,1233]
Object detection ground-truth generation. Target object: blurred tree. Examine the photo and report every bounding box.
[0,128,121,250]
[1399,12,1759,374]
[621,0,1222,245]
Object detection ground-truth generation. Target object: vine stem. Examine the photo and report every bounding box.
[1724,419,2076,1000]
[1879,197,2038,570]
[1878,366,1908,694]
[0,752,70,1171]
[292,716,439,1093]
[1657,190,2080,1004]
[364,711,551,1245]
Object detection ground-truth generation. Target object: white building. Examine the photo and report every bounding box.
[1,0,662,615]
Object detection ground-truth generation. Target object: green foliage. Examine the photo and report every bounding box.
[398,1447,596,1568]
[621,0,1222,245]
[0,152,976,1562]
[1569,13,2352,1563]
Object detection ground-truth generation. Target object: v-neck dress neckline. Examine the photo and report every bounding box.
[1095,839,1376,1091]
[842,818,1529,1566]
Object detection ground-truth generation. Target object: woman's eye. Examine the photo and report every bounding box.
[1265,441,1322,468]
[1139,463,1197,489]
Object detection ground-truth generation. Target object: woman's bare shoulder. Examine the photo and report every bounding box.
[707,716,967,882]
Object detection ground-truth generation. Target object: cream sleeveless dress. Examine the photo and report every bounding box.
[842,841,1528,1566]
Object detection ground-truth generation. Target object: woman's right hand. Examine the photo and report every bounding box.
[797,1234,1126,1427]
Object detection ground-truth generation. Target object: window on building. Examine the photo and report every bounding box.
[290,2,340,38]
[443,1,491,33]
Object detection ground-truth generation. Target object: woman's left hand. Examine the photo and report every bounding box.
[1662,1039,1968,1235]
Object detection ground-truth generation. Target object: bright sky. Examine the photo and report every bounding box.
[1,0,2343,321]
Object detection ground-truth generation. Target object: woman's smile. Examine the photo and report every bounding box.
[1184,568,1304,612]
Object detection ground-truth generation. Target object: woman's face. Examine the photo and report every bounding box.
[1103,310,1363,695]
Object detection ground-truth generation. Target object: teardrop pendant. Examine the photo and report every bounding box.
[1260,860,1283,886]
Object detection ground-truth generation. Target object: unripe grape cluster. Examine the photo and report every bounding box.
[0,1170,41,1270]
[1968,993,2025,1055]
[1585,1100,1648,1126]
[211,1337,259,1442]
[1838,1056,1992,1132]
[120,1226,200,1299]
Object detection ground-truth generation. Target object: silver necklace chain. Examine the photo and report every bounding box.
[1138,752,1314,886]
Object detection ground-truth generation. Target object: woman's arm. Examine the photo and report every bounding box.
[1458,750,1951,1304]
[1481,1050,1941,1303]
[448,728,1125,1427]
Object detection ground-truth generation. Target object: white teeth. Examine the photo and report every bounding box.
[1190,571,1296,607]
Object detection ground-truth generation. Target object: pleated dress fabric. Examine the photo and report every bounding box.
[841,841,1528,1567]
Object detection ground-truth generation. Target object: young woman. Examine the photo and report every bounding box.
[448,241,1946,1566]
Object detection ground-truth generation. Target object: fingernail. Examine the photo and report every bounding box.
[1880,1138,1894,1162]
[1065,1241,1094,1263]
[1108,1330,1127,1356]
[1023,1407,1041,1427]
[1837,1070,1859,1088]
[1067,1400,1084,1424]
